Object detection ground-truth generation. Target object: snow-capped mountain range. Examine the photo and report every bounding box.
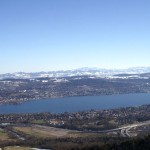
[0,67,150,79]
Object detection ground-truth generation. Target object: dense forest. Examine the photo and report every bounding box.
[0,134,150,150]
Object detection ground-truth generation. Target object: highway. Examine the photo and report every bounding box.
[120,121,150,137]
[85,120,150,137]
[1,120,150,139]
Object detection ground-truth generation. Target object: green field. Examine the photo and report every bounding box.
[13,125,107,139]
[0,128,11,141]
[4,146,33,150]
[14,125,81,138]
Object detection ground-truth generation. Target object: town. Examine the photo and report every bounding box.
[0,104,150,132]
[0,104,150,149]
[0,75,150,104]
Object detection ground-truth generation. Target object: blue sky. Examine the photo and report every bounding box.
[0,0,150,73]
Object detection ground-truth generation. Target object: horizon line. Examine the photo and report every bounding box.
[1,66,150,74]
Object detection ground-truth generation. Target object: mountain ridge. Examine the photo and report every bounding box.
[0,67,150,79]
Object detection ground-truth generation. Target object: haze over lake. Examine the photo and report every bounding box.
[0,93,150,114]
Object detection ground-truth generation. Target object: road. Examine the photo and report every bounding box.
[85,120,150,137]
[1,120,150,139]
[119,120,150,137]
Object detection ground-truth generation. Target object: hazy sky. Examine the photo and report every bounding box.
[0,0,150,73]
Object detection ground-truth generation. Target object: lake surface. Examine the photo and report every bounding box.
[0,93,150,114]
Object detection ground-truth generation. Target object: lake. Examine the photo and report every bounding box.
[0,93,150,114]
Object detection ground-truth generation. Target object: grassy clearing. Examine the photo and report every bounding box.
[14,125,80,138]
[4,146,49,150]
[13,125,106,139]
[0,128,11,141]
[4,146,33,150]
[31,120,47,125]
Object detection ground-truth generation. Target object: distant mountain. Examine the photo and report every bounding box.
[0,67,150,79]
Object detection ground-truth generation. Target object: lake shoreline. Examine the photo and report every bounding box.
[0,93,150,114]
[1,91,150,106]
